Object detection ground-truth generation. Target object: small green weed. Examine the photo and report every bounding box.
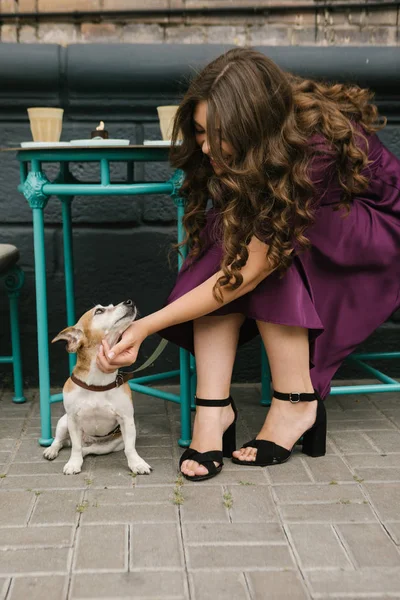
[223,492,233,509]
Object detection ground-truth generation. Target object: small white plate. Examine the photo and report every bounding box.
[143,140,172,146]
[69,139,130,147]
[20,141,71,148]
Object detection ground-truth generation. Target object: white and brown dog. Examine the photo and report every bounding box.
[43,299,152,476]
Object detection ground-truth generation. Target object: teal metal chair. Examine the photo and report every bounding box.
[0,244,26,403]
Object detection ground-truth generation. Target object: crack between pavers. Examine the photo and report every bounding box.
[360,431,385,454]
[269,486,313,600]
[127,523,131,572]
[327,437,396,532]
[3,577,12,600]
[178,504,193,600]
[65,458,95,600]
[0,391,37,480]
[331,524,358,570]
[382,522,400,550]
[243,572,255,600]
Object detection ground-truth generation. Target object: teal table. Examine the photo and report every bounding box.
[15,145,194,447]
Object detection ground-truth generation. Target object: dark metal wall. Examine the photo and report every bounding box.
[0,44,399,387]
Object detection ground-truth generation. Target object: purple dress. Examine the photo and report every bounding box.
[160,132,400,399]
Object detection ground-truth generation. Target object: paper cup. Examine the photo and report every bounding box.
[157,105,179,141]
[27,107,64,142]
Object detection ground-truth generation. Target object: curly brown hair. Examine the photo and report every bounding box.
[169,47,385,301]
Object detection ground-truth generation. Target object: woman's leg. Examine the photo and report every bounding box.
[232,322,318,462]
[181,312,245,477]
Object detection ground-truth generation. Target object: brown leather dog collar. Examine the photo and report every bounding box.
[70,371,134,392]
[69,338,168,392]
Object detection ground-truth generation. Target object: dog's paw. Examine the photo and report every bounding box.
[43,445,60,460]
[129,460,152,475]
[63,460,82,475]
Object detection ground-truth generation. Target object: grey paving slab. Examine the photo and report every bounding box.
[187,544,294,570]
[12,439,55,462]
[364,482,400,520]
[328,419,397,431]
[365,430,400,453]
[0,579,9,600]
[307,568,400,596]
[335,394,373,410]
[134,458,177,485]
[344,453,400,468]
[0,491,35,526]
[0,525,73,548]
[6,576,68,600]
[0,473,91,490]
[336,523,400,567]
[80,502,178,524]
[86,486,175,505]
[327,408,386,421]
[183,522,286,544]
[281,502,378,524]
[180,486,229,522]
[0,547,70,575]
[287,523,352,569]
[74,524,127,571]
[352,467,400,482]
[0,420,25,437]
[29,490,83,525]
[201,466,269,486]
[2,386,400,600]
[190,572,249,600]
[267,456,314,484]
[71,572,187,598]
[247,571,309,600]
[0,439,16,452]
[130,523,184,569]
[328,431,378,453]
[229,485,278,523]
[273,483,363,504]
[8,460,75,475]
[301,455,355,482]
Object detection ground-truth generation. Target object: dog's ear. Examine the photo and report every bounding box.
[52,327,85,353]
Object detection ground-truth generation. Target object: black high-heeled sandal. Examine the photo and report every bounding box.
[231,390,326,467]
[179,396,238,482]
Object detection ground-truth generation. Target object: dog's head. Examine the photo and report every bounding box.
[52,299,137,354]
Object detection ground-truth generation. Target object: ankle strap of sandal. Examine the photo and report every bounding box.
[195,396,232,407]
[273,390,320,403]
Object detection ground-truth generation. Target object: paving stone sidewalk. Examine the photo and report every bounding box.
[1,383,400,600]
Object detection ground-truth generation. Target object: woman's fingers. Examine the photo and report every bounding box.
[96,344,118,373]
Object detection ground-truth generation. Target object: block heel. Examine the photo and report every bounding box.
[179,395,238,482]
[231,389,326,467]
[222,419,237,458]
[301,398,327,457]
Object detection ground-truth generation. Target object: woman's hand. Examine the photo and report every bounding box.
[96,320,149,374]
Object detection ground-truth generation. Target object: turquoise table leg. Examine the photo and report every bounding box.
[190,355,196,410]
[171,170,192,446]
[260,344,272,407]
[22,166,52,446]
[3,266,26,403]
[60,195,76,373]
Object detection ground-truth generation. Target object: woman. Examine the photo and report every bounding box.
[97,48,400,482]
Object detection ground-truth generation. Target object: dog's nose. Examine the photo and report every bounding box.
[124,299,133,306]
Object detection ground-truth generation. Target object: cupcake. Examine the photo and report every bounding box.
[91,121,109,139]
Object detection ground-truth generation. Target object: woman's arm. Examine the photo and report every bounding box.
[97,235,273,370]
[142,235,272,336]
